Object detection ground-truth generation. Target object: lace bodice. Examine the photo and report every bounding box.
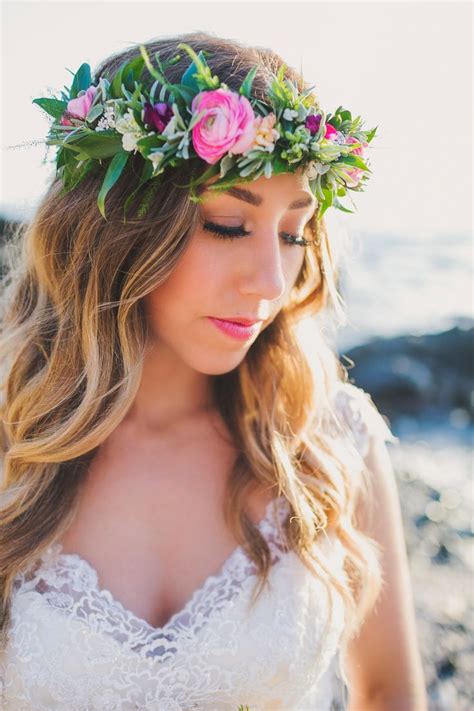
[0,383,398,710]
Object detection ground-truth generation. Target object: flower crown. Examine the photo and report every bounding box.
[32,43,377,222]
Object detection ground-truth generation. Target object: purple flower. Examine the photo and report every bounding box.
[143,102,174,133]
[305,113,322,136]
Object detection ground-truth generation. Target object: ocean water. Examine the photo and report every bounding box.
[333,230,472,351]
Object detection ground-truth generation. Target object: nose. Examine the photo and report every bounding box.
[238,228,287,301]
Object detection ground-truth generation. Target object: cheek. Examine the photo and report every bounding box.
[285,249,306,291]
[144,240,221,323]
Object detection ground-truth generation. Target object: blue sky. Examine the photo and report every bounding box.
[2,1,472,238]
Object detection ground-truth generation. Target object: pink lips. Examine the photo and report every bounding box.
[207,316,262,341]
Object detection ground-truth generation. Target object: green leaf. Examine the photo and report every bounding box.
[338,154,370,171]
[321,186,334,208]
[177,43,219,90]
[70,63,92,99]
[136,134,167,152]
[63,158,96,192]
[122,55,146,92]
[32,97,68,120]
[333,197,355,213]
[271,154,288,176]
[97,150,130,220]
[185,161,221,190]
[181,49,208,93]
[365,125,378,143]
[318,200,331,219]
[66,131,123,159]
[137,178,161,218]
[110,55,145,98]
[139,45,162,83]
[239,66,258,98]
[169,82,197,105]
[85,104,104,123]
[122,159,154,221]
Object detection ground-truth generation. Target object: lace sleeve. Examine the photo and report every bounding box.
[333,382,399,460]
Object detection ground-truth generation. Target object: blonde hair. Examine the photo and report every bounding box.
[0,31,383,683]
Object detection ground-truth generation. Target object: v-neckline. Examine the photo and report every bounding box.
[38,494,289,640]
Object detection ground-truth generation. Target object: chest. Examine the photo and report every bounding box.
[57,416,273,629]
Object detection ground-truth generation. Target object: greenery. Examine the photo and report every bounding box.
[32,43,377,222]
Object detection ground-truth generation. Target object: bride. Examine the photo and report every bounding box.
[0,31,427,710]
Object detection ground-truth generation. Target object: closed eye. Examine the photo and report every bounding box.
[202,221,312,247]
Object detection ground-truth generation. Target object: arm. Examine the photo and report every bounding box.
[343,432,428,710]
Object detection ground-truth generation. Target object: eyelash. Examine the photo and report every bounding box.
[202,221,311,247]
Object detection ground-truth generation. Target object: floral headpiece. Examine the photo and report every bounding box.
[32,43,377,221]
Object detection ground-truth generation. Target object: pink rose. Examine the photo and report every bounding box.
[346,135,369,157]
[191,88,256,164]
[60,86,97,125]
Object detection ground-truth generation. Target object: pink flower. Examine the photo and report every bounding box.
[324,123,339,141]
[305,114,322,136]
[344,167,365,187]
[346,135,369,157]
[191,88,256,165]
[60,86,97,125]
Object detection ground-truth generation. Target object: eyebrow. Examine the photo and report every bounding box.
[203,185,316,210]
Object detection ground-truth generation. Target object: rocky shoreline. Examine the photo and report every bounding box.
[336,326,473,710]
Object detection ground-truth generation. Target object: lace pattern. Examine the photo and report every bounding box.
[0,382,397,710]
[15,495,291,663]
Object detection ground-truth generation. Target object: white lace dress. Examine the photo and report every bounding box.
[0,384,399,710]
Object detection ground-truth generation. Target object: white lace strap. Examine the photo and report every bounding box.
[333,383,399,460]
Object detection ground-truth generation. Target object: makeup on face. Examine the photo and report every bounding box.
[198,183,318,248]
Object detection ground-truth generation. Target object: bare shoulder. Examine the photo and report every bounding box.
[343,429,428,708]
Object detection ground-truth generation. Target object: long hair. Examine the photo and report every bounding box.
[0,30,383,681]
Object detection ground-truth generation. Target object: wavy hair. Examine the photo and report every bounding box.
[0,31,383,684]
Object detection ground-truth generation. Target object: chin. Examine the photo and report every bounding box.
[185,349,250,376]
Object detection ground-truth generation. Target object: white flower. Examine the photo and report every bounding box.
[147,151,165,176]
[121,133,139,152]
[115,109,145,153]
[148,151,165,170]
[161,115,181,140]
[95,105,116,131]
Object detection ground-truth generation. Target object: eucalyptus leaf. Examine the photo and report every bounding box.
[219,153,235,178]
[333,197,355,213]
[85,104,104,123]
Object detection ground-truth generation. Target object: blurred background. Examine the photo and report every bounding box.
[1,1,473,708]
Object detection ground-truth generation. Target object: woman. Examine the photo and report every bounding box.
[0,31,427,709]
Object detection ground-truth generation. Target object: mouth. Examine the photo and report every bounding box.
[207,316,263,341]
[217,316,263,326]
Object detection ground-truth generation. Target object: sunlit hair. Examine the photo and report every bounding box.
[0,31,383,682]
